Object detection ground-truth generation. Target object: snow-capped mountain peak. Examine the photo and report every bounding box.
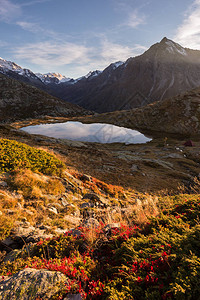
[110,61,124,70]
[160,37,187,56]
[36,72,72,84]
[165,40,187,56]
[85,70,102,79]
[0,57,23,72]
[0,57,39,80]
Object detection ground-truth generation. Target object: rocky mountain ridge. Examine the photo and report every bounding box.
[56,37,200,113]
[76,86,200,137]
[0,56,103,86]
[3,38,200,113]
[0,73,89,121]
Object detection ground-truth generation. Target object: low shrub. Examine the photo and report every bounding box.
[0,194,200,299]
[0,139,65,175]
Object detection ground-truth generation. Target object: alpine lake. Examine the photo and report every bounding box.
[21,121,151,145]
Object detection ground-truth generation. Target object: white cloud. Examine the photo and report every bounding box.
[0,0,21,21]
[112,0,146,29]
[14,41,93,67]
[124,10,146,28]
[20,0,52,6]
[13,39,147,77]
[16,21,59,39]
[101,40,146,62]
[16,21,42,33]
[174,0,200,49]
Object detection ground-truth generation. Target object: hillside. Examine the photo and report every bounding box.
[0,137,199,299]
[0,73,90,122]
[75,86,200,137]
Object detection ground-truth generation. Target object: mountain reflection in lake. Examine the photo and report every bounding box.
[21,121,152,144]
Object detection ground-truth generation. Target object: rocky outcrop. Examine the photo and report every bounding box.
[0,268,68,300]
[82,87,200,136]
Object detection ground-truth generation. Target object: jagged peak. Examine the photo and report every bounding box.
[144,37,188,57]
[85,70,102,79]
[160,37,170,43]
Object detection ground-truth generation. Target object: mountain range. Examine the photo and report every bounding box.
[1,37,200,114]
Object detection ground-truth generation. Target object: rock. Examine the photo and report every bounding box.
[54,228,66,235]
[1,223,53,251]
[104,223,120,233]
[82,193,109,207]
[20,221,31,228]
[4,209,15,215]
[17,202,23,209]
[47,202,63,210]
[0,268,68,300]
[3,249,21,263]
[38,225,51,230]
[0,251,6,263]
[135,199,142,206]
[23,209,34,216]
[20,217,27,222]
[68,229,83,237]
[74,209,80,217]
[191,116,198,122]
[81,202,93,209]
[0,181,7,187]
[164,153,183,159]
[1,237,15,247]
[61,199,69,207]
[64,294,82,300]
[83,218,100,228]
[131,164,139,172]
[82,193,100,202]
[47,207,58,214]
[64,215,81,226]
[79,174,91,182]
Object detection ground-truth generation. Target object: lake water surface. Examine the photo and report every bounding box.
[21,121,151,144]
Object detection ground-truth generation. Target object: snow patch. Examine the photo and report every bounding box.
[36,72,72,84]
[110,61,124,70]
[165,40,187,56]
[85,70,102,79]
[0,57,23,72]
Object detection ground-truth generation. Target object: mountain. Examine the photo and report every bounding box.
[0,73,89,121]
[49,37,200,113]
[0,57,46,90]
[35,72,72,84]
[2,38,200,114]
[0,56,102,86]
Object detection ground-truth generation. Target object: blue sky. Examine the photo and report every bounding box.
[0,0,199,78]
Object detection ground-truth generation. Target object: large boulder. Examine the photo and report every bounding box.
[0,268,68,300]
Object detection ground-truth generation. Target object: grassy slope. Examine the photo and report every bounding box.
[0,139,199,299]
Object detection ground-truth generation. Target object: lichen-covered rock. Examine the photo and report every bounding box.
[0,268,68,300]
[64,294,82,300]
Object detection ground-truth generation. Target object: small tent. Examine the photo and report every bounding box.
[184,140,194,147]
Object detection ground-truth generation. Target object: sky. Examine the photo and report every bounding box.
[0,0,200,78]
